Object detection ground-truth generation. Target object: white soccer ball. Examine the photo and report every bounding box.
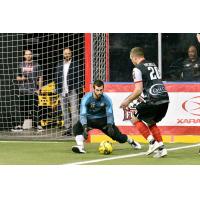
[98,141,113,155]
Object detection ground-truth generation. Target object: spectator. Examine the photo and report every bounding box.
[11,50,43,132]
[169,45,200,81]
[55,48,83,136]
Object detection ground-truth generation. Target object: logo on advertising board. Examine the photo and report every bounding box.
[178,96,200,124]
[182,96,200,116]
[123,102,137,121]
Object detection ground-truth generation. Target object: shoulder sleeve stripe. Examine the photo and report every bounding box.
[133,68,142,82]
[134,80,143,83]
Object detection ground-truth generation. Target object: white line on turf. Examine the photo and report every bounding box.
[167,143,200,151]
[66,143,200,165]
[0,141,66,144]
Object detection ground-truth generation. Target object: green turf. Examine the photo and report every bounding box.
[92,143,200,165]
[0,141,199,164]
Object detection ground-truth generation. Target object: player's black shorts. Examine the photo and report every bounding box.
[73,117,128,143]
[134,102,169,125]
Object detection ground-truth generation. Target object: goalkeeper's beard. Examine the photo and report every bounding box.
[94,92,102,99]
[96,94,102,99]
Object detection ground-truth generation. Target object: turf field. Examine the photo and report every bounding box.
[0,140,199,165]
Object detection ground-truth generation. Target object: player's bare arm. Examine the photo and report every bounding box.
[38,76,43,92]
[16,75,27,81]
[120,81,143,108]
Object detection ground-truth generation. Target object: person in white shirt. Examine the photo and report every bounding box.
[55,48,83,136]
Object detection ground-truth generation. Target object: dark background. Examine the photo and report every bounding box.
[109,33,158,82]
[0,33,199,129]
[162,33,199,81]
[109,33,200,82]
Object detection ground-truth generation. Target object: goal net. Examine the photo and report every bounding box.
[0,33,85,139]
[0,33,108,139]
[92,33,108,81]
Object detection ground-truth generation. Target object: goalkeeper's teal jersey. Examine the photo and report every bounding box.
[80,92,114,125]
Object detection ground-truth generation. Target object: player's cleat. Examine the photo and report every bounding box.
[146,141,161,155]
[131,141,142,150]
[72,145,86,154]
[153,148,168,158]
[36,125,44,132]
[11,125,23,132]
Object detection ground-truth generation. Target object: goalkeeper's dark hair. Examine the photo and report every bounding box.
[130,47,144,57]
[93,80,104,88]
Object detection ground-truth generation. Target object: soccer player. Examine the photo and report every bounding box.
[120,47,169,158]
[72,80,141,153]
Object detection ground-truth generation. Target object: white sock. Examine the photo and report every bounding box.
[147,135,154,143]
[159,141,164,146]
[75,135,84,148]
[127,137,133,144]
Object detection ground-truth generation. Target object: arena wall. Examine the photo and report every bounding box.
[89,83,200,143]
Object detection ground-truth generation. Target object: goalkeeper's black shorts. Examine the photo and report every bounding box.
[73,117,128,143]
[134,102,169,125]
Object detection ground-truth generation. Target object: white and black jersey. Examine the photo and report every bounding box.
[133,60,169,105]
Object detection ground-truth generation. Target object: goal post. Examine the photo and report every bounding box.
[84,33,109,92]
[84,33,92,93]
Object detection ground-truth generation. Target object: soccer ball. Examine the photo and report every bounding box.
[98,141,113,155]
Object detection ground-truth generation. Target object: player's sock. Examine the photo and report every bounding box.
[134,121,151,140]
[127,137,141,149]
[127,138,133,144]
[75,135,84,148]
[147,135,156,144]
[127,137,137,145]
[158,142,164,150]
[149,124,163,142]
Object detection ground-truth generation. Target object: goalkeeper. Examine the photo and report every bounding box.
[72,80,141,153]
